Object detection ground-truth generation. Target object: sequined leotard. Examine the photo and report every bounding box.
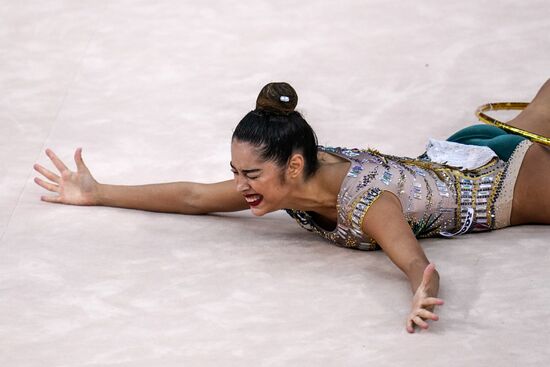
[285,140,532,251]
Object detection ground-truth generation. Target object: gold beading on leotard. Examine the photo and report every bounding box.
[475,102,550,146]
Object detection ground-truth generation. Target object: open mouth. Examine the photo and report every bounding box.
[245,194,263,207]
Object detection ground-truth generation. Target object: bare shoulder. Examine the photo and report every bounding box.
[318,150,348,164]
[189,179,249,214]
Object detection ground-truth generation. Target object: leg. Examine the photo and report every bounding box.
[507,79,550,138]
[510,143,550,225]
[446,125,525,161]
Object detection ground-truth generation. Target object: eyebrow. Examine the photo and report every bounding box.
[230,162,262,174]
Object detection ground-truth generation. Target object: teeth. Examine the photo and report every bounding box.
[245,195,261,203]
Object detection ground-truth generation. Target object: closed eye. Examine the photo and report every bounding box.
[231,170,259,180]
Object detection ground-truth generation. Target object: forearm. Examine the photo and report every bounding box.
[96,182,200,214]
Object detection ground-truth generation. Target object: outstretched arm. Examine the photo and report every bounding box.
[362,191,444,333]
[34,148,249,214]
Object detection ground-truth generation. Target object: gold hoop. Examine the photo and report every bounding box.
[475,102,550,146]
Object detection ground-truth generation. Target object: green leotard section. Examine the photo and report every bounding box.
[446,124,526,161]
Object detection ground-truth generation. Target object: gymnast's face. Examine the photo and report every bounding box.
[230,140,295,216]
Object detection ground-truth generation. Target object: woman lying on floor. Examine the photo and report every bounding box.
[34,80,550,333]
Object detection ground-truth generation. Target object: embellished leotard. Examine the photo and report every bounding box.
[285,139,533,251]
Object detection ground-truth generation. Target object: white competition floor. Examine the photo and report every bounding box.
[1,1,549,366]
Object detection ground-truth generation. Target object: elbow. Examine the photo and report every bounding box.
[178,184,208,215]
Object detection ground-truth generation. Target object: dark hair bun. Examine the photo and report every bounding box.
[255,82,298,115]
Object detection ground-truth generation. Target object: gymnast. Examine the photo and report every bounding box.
[33,80,550,333]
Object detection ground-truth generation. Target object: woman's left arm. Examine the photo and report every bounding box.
[362,191,444,333]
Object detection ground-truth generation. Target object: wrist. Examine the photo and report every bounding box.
[423,270,440,296]
[407,260,429,291]
[94,183,106,206]
[408,264,440,296]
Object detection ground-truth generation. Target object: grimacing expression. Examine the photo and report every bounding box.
[230,140,289,216]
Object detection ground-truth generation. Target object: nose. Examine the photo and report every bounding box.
[234,175,250,192]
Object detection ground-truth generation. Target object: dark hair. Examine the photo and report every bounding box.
[232,82,320,179]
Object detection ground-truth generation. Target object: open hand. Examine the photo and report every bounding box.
[406,263,444,333]
[33,148,100,206]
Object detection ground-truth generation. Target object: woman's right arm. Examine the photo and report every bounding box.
[33,148,249,215]
[361,191,444,333]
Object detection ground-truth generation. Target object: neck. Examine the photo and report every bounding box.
[281,159,350,218]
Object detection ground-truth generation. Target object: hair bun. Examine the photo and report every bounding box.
[255,82,298,115]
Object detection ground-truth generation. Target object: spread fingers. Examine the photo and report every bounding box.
[422,297,445,307]
[34,177,59,193]
[45,148,69,173]
[34,163,60,183]
[413,316,429,329]
[417,309,439,321]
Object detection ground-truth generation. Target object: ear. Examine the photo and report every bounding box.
[286,153,305,179]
